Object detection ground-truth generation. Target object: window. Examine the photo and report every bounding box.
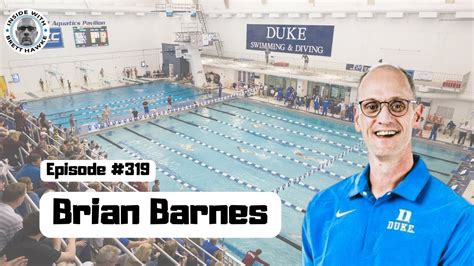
[435,106,454,119]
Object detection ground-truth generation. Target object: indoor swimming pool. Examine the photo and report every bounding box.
[22,81,211,128]
[84,98,466,264]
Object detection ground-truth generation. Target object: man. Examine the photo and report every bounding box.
[167,96,173,110]
[302,64,473,265]
[0,183,26,251]
[13,107,27,132]
[264,48,270,65]
[15,18,38,46]
[94,245,121,266]
[67,80,72,94]
[242,249,269,266]
[457,121,469,145]
[1,212,77,264]
[15,154,41,190]
[201,238,219,265]
[302,54,309,70]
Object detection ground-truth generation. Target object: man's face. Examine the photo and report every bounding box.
[15,18,38,46]
[354,67,423,159]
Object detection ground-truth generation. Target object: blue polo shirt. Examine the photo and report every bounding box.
[302,156,473,265]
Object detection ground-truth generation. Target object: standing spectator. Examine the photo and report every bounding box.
[132,108,139,120]
[102,105,110,123]
[457,121,469,145]
[152,179,160,192]
[2,212,77,265]
[67,80,72,94]
[38,112,49,129]
[83,74,88,86]
[313,96,320,114]
[305,96,311,111]
[1,131,23,166]
[134,67,138,79]
[444,120,456,136]
[142,101,149,114]
[322,98,329,116]
[242,249,269,266]
[39,79,44,92]
[167,96,173,110]
[59,77,64,90]
[15,154,42,190]
[218,82,223,98]
[0,183,26,251]
[99,68,104,78]
[13,107,27,132]
[429,122,441,141]
[302,54,309,70]
[264,48,270,65]
[69,114,76,133]
[338,101,347,120]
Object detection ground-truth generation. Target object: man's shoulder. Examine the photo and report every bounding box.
[423,175,471,210]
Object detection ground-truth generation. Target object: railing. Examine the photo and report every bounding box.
[6,171,83,265]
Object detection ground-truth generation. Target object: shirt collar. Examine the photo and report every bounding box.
[348,155,431,202]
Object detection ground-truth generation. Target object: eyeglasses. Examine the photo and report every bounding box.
[358,98,417,118]
[17,26,36,31]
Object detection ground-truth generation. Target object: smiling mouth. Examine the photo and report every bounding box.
[374,130,400,138]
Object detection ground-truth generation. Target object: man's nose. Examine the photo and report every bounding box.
[376,104,395,124]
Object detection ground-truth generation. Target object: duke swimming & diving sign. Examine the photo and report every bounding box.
[246,24,334,57]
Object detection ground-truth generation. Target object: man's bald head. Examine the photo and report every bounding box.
[358,64,416,99]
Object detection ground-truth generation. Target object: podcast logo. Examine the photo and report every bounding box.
[3,9,50,54]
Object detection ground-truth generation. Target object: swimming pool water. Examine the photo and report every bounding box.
[86,98,466,265]
[23,82,211,127]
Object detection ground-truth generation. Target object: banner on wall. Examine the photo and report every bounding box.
[246,24,334,57]
[0,76,8,98]
[44,27,64,48]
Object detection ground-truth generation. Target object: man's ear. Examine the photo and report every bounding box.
[354,105,361,132]
[413,103,425,128]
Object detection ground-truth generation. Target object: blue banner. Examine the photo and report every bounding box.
[246,24,334,57]
[44,27,64,48]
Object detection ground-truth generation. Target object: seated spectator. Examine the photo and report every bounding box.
[211,250,224,266]
[123,243,153,266]
[92,245,121,266]
[157,239,182,266]
[0,175,6,199]
[16,177,40,218]
[202,238,219,265]
[0,255,28,266]
[2,212,77,264]
[0,183,26,251]
[118,238,154,250]
[14,154,41,190]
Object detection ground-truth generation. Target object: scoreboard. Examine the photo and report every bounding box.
[73,26,109,48]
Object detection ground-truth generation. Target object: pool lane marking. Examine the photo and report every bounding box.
[99,134,305,252]
[169,116,317,170]
[168,116,352,181]
[210,106,353,151]
[45,86,191,116]
[123,127,307,214]
[148,120,319,193]
[222,102,363,141]
[188,111,363,176]
[48,91,206,121]
[97,133,199,191]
